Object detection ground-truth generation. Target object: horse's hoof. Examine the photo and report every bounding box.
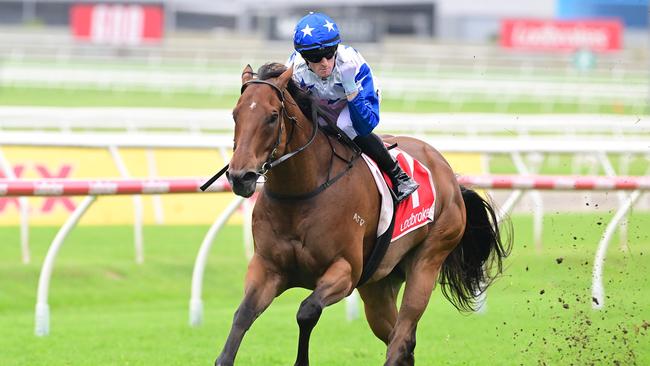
[215,357,232,366]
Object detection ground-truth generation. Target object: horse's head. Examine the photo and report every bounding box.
[227,64,294,197]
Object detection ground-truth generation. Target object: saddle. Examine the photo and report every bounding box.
[356,147,436,286]
[316,114,437,287]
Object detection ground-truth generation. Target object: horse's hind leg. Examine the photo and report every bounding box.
[357,273,402,344]
[216,255,285,366]
[294,258,353,366]
[384,250,448,366]
[385,222,463,365]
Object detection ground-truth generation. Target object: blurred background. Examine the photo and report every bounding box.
[1,0,649,225]
[1,2,650,365]
[0,0,648,114]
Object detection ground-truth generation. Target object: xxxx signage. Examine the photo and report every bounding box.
[0,147,237,226]
[1,164,76,214]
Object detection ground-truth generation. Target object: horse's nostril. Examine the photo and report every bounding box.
[227,170,258,197]
[228,170,258,184]
[241,172,258,184]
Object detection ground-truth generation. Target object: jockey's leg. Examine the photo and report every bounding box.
[216,255,285,366]
[354,133,419,203]
[294,258,353,366]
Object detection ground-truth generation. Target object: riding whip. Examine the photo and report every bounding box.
[200,164,229,191]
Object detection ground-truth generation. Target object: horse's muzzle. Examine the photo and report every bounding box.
[226,169,258,198]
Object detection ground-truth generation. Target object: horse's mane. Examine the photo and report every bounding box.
[257,63,329,124]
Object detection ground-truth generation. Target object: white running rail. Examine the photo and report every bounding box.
[1,175,647,335]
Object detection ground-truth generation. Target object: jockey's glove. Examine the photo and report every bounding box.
[338,61,358,96]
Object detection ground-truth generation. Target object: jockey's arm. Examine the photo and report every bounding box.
[346,64,380,137]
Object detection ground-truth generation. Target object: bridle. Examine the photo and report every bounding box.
[240,77,360,201]
[240,79,319,177]
[201,71,360,199]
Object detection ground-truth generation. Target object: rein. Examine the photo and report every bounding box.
[243,80,360,201]
[199,78,313,191]
[202,75,360,200]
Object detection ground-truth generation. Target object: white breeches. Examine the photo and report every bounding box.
[336,105,358,139]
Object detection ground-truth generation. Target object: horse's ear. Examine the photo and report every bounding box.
[242,64,254,84]
[276,64,294,89]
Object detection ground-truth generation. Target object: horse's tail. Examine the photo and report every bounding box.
[439,185,513,312]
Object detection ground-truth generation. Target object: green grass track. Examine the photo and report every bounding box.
[1,212,649,365]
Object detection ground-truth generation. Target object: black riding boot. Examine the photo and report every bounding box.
[354,133,419,203]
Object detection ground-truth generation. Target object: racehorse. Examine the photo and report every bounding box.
[216,62,512,366]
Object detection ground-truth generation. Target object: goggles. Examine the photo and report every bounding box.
[300,46,337,63]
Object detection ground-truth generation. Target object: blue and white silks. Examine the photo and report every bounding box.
[286,45,381,139]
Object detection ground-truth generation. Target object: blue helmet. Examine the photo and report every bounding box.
[293,12,341,53]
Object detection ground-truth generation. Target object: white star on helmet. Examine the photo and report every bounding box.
[323,20,335,32]
[300,24,314,37]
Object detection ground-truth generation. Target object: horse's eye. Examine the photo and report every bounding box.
[268,113,279,124]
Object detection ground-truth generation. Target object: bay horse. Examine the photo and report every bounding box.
[217,63,511,366]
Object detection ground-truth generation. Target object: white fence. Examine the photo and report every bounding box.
[1,130,648,264]
[2,29,646,77]
[1,175,648,336]
[0,178,234,336]
[0,117,647,334]
[2,28,647,112]
[1,107,648,136]
[1,64,646,112]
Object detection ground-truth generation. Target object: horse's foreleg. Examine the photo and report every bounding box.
[357,274,402,344]
[216,255,284,366]
[294,258,353,366]
[384,253,447,366]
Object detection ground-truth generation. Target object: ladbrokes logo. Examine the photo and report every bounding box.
[399,206,432,232]
[513,24,608,49]
[502,19,621,52]
[388,149,436,241]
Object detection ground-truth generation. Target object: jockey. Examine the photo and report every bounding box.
[287,12,419,203]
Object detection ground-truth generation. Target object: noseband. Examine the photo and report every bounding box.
[240,79,319,176]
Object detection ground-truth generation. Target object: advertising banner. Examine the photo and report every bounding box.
[71,4,164,45]
[0,147,235,226]
[501,19,622,52]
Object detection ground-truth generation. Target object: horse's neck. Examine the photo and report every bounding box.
[264,103,328,196]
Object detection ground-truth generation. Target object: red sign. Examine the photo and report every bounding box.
[501,19,622,52]
[386,149,436,242]
[71,4,164,45]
